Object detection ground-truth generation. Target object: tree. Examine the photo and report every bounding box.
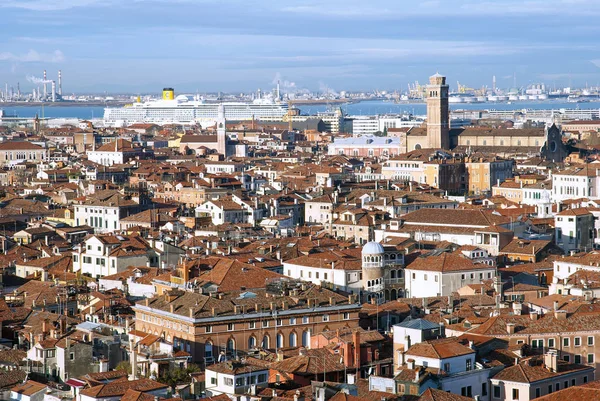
[158,364,201,391]
[115,361,131,373]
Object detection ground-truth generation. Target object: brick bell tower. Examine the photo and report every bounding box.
[426,73,450,149]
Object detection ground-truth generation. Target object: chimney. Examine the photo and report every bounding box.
[170,304,174,313]
[281,301,288,310]
[529,311,538,321]
[506,323,515,334]
[553,301,559,311]
[42,320,48,334]
[353,330,361,368]
[544,350,558,372]
[414,368,420,383]
[513,302,522,315]
[407,358,415,370]
[329,297,335,306]
[190,307,196,318]
[405,335,411,350]
[554,310,567,320]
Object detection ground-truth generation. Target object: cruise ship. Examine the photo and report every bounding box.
[103,88,289,127]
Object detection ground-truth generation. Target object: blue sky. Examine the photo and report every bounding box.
[2,0,600,94]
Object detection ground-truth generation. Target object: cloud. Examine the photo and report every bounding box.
[0,50,64,63]
[280,0,600,18]
[0,0,105,11]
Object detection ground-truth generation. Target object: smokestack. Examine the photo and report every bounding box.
[43,70,47,99]
[276,80,281,100]
[58,70,62,96]
[51,81,56,102]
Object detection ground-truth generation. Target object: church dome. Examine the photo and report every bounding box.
[362,241,384,255]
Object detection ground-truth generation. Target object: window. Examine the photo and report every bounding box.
[69,352,75,360]
[493,385,501,398]
[584,376,588,383]
[444,363,450,372]
[227,323,234,331]
[302,316,309,324]
[575,355,582,364]
[235,377,244,387]
[289,317,296,325]
[466,359,472,371]
[588,336,594,346]
[563,338,570,347]
[461,386,472,397]
[276,319,283,326]
[575,337,581,346]
[535,388,541,398]
[210,377,216,385]
[258,373,267,383]
[482,383,487,396]
[343,312,350,320]
[556,383,560,391]
[588,354,594,363]
[249,322,256,329]
[224,377,233,386]
[205,325,212,333]
[262,320,269,328]
[563,355,570,362]
[322,315,329,322]
[548,338,555,348]
[532,339,544,349]
[548,384,552,394]
[512,388,519,400]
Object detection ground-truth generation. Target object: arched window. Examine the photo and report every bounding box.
[289,332,297,347]
[226,338,235,353]
[277,333,284,349]
[391,270,396,279]
[302,331,310,347]
[262,335,270,349]
[248,336,256,349]
[205,341,213,358]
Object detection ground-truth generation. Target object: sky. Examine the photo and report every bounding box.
[2,0,600,94]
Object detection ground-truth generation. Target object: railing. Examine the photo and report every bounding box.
[368,283,384,292]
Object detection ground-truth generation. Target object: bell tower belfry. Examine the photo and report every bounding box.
[426,73,450,149]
